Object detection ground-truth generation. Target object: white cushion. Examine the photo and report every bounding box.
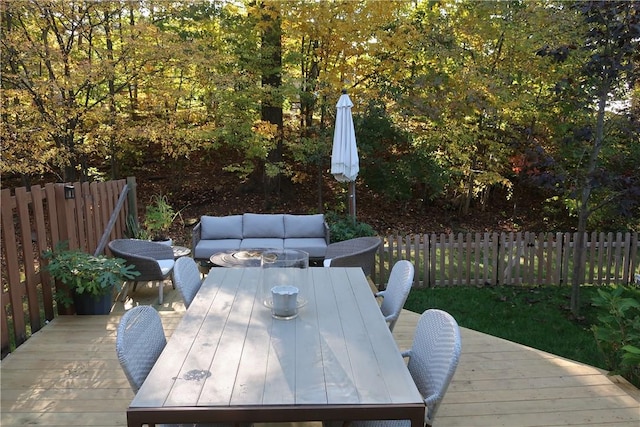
[283,237,328,258]
[200,215,243,239]
[240,238,284,250]
[284,214,325,238]
[157,259,175,276]
[242,214,285,238]
[194,239,242,259]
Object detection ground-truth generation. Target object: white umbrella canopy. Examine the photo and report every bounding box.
[331,92,359,219]
[331,92,359,182]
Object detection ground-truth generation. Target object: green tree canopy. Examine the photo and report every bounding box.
[1,0,637,231]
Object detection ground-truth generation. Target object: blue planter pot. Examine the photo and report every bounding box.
[73,290,113,315]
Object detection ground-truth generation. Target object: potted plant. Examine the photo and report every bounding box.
[143,194,179,245]
[43,242,140,315]
[125,214,150,240]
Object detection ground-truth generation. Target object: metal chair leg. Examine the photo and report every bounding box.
[119,281,130,302]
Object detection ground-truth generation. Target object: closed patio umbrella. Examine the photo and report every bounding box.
[331,90,359,220]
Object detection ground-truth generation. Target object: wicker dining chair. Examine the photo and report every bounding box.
[375,260,414,332]
[116,306,167,393]
[108,239,175,304]
[116,306,230,427]
[323,236,382,277]
[349,309,462,427]
[173,257,203,309]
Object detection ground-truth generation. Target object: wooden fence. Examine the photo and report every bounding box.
[1,178,136,357]
[375,231,639,288]
[1,177,638,357]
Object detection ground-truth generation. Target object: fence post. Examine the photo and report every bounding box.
[127,176,138,225]
[54,183,78,249]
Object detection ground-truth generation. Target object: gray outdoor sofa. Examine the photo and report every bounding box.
[191,213,330,263]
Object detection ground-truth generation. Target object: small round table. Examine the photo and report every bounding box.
[210,249,267,268]
[171,245,191,259]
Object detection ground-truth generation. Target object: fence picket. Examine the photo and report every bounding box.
[1,189,26,353]
[622,232,631,284]
[530,232,537,284]
[449,233,455,286]
[30,185,54,320]
[464,233,471,285]
[502,232,510,285]
[15,187,41,332]
[457,234,463,286]
[72,182,87,252]
[554,232,562,285]
[82,181,96,251]
[429,233,437,286]
[606,232,614,285]
[412,234,419,285]
[497,232,505,285]
[587,231,595,284]
[437,233,444,286]
[536,232,543,284]
[614,232,622,283]
[44,184,59,244]
[421,234,429,287]
[524,232,531,284]
[471,233,477,285]
[595,232,603,284]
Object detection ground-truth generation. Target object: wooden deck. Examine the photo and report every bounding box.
[1,281,638,427]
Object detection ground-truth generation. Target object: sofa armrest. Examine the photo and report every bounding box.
[324,221,331,245]
[192,222,202,254]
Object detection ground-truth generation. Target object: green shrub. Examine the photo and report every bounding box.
[591,285,640,387]
[325,212,376,242]
[144,194,178,241]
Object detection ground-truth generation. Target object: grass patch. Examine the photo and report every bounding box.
[405,285,605,369]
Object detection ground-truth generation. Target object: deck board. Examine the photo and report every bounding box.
[1,281,638,427]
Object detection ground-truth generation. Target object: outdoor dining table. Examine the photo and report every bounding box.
[126,267,425,427]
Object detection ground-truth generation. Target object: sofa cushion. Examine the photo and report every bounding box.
[284,214,326,238]
[200,215,243,240]
[243,214,285,238]
[284,238,328,258]
[194,239,242,259]
[157,259,175,276]
[240,238,284,250]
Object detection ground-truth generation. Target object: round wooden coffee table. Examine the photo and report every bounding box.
[210,249,268,267]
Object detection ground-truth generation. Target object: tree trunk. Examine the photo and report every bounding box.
[104,9,119,180]
[259,2,283,200]
[570,82,609,315]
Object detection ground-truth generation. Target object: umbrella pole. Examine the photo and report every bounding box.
[349,181,356,223]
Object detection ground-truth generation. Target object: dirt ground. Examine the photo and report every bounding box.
[1,151,553,249]
[132,156,549,248]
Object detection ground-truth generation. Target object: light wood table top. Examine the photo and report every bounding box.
[127,267,424,427]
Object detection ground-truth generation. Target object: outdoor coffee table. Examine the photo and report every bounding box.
[209,249,270,267]
[171,245,191,259]
[126,267,425,427]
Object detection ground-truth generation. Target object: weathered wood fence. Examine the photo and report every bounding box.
[375,232,639,288]
[1,178,137,357]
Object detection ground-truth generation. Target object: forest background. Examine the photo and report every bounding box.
[2,0,639,238]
